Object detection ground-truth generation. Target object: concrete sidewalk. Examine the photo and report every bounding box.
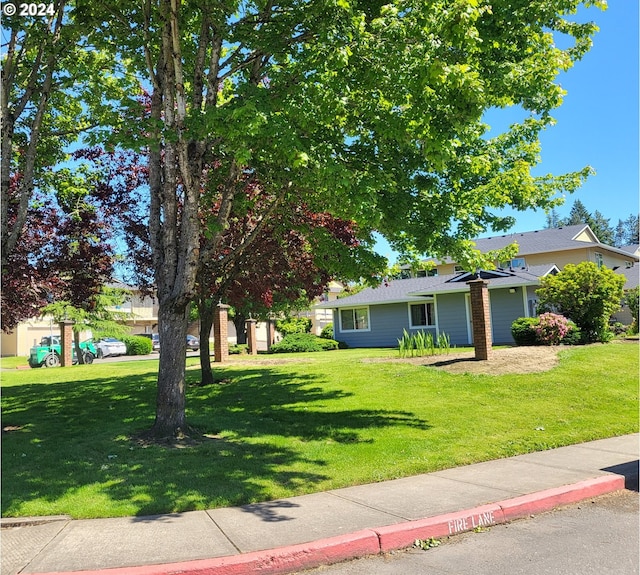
[2,434,638,575]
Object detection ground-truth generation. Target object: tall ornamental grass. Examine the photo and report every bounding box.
[398,330,451,358]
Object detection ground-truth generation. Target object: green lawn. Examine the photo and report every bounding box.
[1,344,637,519]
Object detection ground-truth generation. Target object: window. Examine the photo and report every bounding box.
[595,252,604,268]
[409,302,435,327]
[416,268,438,277]
[454,265,464,273]
[499,257,526,269]
[340,307,369,331]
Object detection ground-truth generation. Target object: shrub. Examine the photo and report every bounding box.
[275,317,312,337]
[121,335,153,355]
[229,344,248,355]
[320,323,334,339]
[511,317,539,346]
[512,315,582,346]
[270,333,339,353]
[624,287,639,334]
[534,313,572,345]
[536,262,626,343]
[561,323,582,345]
[609,322,628,336]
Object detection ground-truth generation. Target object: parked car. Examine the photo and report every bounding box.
[94,337,127,359]
[28,336,96,368]
[186,334,200,351]
[136,333,160,351]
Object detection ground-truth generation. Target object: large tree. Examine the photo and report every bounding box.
[10,0,603,438]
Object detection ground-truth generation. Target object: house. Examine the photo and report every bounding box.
[1,284,160,357]
[418,225,638,276]
[295,280,344,335]
[316,225,639,348]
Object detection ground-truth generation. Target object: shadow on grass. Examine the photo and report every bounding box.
[427,357,482,368]
[1,364,429,518]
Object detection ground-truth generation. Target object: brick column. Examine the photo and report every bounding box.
[467,279,492,360]
[266,319,276,351]
[59,320,74,367]
[246,319,258,355]
[213,304,230,363]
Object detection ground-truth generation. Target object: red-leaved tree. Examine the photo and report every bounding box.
[1,148,148,333]
[195,194,380,384]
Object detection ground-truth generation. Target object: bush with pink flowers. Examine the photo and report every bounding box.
[534,313,572,345]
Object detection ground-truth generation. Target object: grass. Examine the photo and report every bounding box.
[0,356,29,369]
[1,344,637,519]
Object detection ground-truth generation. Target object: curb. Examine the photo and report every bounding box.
[0,515,70,529]
[22,475,626,575]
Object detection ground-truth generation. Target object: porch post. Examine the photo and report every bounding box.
[467,279,492,360]
[213,304,230,363]
[246,318,258,355]
[266,318,276,351]
[59,320,74,367]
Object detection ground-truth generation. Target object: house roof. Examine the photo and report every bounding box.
[619,244,640,256]
[617,266,639,290]
[316,265,558,309]
[424,224,640,265]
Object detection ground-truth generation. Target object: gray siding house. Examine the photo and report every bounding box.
[316,266,557,348]
[315,225,639,349]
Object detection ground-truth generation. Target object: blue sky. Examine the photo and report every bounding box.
[377,1,639,261]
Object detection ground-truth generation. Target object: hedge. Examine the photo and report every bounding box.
[121,335,153,355]
[270,333,339,353]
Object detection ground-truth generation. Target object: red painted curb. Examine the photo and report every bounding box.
[24,530,381,575]
[498,474,626,522]
[180,530,380,575]
[24,475,626,575]
[375,504,505,553]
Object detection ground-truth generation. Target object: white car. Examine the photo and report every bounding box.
[95,337,127,359]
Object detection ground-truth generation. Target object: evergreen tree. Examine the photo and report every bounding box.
[545,208,562,229]
[591,210,614,245]
[614,219,627,247]
[560,200,614,244]
[624,214,639,245]
[564,199,594,227]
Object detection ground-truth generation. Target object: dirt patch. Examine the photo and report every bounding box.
[186,356,314,370]
[363,346,567,375]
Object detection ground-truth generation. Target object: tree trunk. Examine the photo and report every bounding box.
[198,299,215,386]
[233,313,247,345]
[148,303,189,438]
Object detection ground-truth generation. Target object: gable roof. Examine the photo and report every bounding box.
[425,224,640,265]
[617,266,639,290]
[472,224,598,255]
[619,244,640,256]
[317,265,558,309]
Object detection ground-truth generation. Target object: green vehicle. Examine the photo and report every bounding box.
[28,336,97,368]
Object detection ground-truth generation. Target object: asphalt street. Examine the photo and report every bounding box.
[292,489,639,575]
